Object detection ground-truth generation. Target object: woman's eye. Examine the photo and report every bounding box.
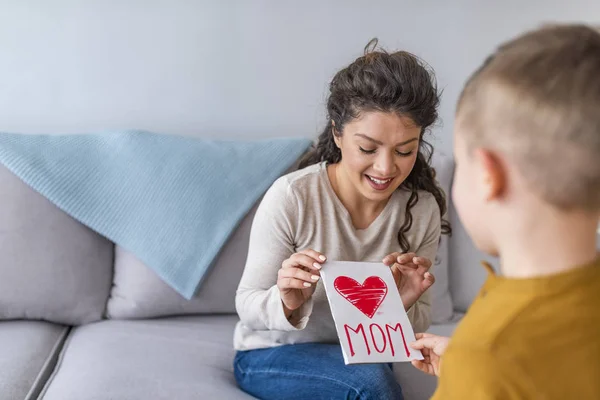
[359,146,413,156]
[359,147,376,154]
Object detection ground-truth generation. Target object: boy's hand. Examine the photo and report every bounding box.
[410,333,450,377]
[382,252,434,310]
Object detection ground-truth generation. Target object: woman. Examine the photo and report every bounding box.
[233,40,451,399]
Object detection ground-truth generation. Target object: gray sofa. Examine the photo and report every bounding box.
[0,153,485,400]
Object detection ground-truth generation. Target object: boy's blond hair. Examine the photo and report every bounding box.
[456,24,600,211]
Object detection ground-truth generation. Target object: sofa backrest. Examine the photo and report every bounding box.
[0,152,480,325]
[0,160,265,324]
[448,206,491,313]
[0,165,113,325]
[106,152,459,322]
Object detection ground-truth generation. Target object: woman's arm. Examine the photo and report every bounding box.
[235,178,313,331]
[407,289,432,334]
[407,198,442,333]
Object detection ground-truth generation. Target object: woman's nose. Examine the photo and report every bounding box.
[373,152,396,177]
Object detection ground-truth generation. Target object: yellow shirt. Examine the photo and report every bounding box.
[432,258,600,399]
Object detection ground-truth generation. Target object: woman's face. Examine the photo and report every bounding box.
[334,111,421,203]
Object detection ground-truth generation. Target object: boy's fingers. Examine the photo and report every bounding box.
[410,337,440,350]
[410,341,424,350]
[411,360,434,376]
[414,332,436,340]
[411,360,423,370]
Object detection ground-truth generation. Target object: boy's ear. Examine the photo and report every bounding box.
[473,148,506,202]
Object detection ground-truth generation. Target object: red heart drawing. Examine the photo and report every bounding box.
[333,276,388,319]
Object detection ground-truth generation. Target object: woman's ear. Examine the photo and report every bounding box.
[332,120,341,149]
[474,148,506,202]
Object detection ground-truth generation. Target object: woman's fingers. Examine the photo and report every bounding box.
[298,249,327,263]
[414,256,433,270]
[396,255,433,276]
[279,277,313,289]
[282,253,323,271]
[382,252,402,266]
[422,272,435,290]
[278,267,320,283]
[396,252,417,265]
[278,249,326,291]
[278,267,320,289]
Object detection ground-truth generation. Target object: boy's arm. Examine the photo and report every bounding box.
[432,347,525,400]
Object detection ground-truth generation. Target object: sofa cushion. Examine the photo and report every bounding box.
[38,316,255,400]
[448,213,491,312]
[0,165,114,325]
[429,152,455,323]
[36,315,460,400]
[0,320,69,400]
[106,202,258,319]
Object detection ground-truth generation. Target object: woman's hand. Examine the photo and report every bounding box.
[382,252,435,310]
[278,249,326,316]
[410,333,450,377]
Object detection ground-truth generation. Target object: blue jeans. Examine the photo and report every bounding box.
[234,343,404,400]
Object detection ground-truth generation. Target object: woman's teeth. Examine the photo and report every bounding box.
[367,176,392,184]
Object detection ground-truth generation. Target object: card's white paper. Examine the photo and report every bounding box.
[320,261,424,364]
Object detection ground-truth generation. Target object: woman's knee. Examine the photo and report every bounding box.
[347,364,404,400]
[234,347,403,400]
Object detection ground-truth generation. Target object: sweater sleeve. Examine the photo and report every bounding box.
[235,177,313,332]
[407,196,442,333]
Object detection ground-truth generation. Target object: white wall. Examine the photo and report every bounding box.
[0,0,598,306]
[1,1,597,150]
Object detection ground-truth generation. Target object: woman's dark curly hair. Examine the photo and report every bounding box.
[299,39,452,252]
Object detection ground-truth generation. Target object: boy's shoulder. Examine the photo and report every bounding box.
[439,262,600,398]
[449,259,600,356]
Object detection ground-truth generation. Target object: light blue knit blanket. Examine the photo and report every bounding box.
[0,130,312,299]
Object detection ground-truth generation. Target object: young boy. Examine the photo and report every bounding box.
[410,24,600,399]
